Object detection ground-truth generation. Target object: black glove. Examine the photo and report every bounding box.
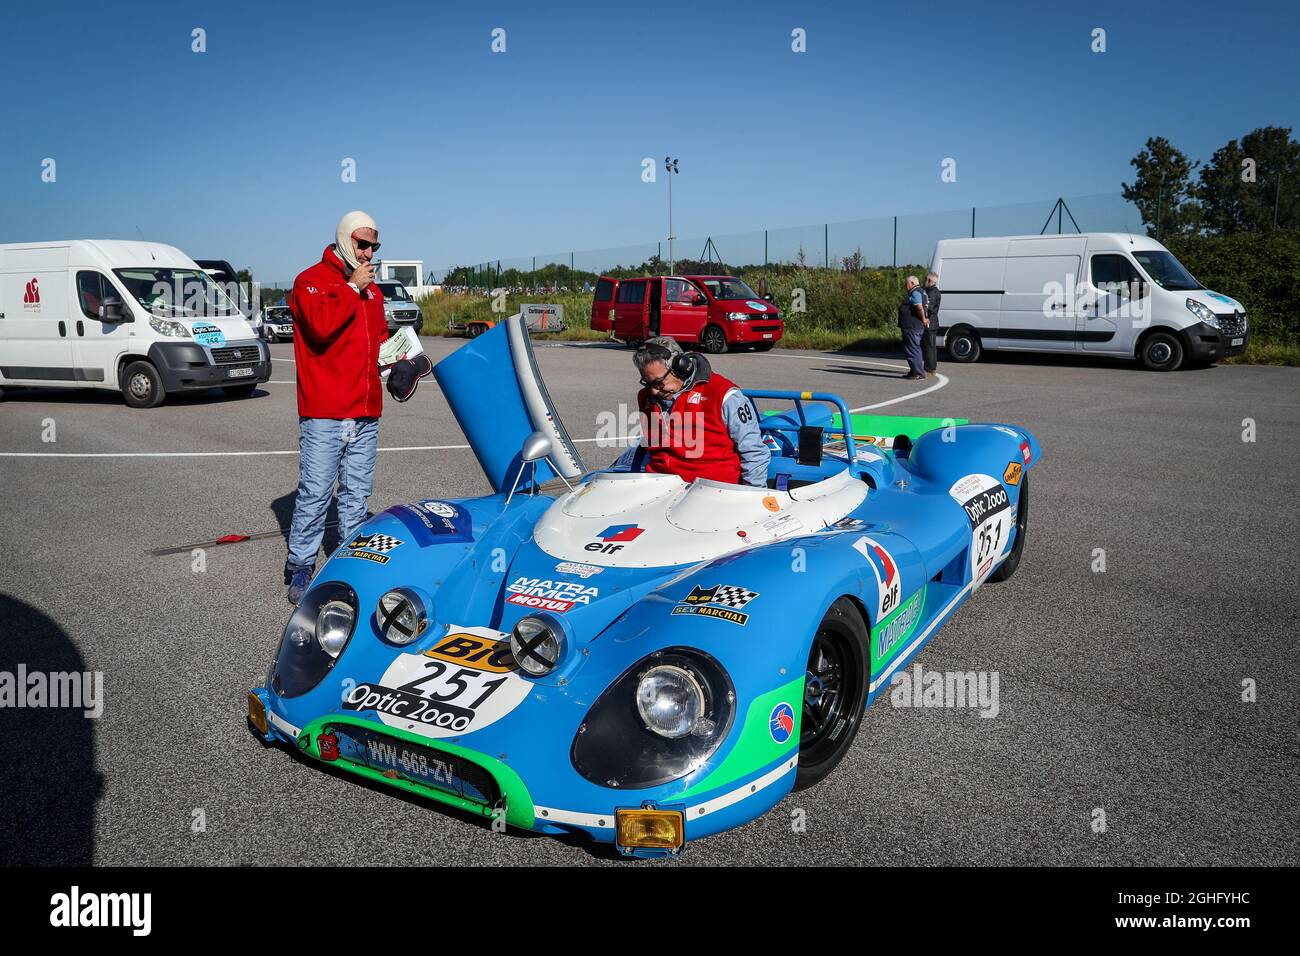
[386,353,433,402]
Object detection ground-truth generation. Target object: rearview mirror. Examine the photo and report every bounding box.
[99,298,132,323]
[521,431,553,463]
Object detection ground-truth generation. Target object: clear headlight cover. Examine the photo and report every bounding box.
[1186,298,1218,328]
[636,665,706,739]
[148,316,192,337]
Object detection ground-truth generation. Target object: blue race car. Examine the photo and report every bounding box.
[249,315,1041,857]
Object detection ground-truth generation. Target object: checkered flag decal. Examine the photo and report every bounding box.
[351,533,402,554]
[711,585,759,608]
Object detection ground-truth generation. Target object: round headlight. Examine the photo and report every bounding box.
[316,600,355,658]
[636,664,706,739]
[510,616,561,676]
[376,588,428,646]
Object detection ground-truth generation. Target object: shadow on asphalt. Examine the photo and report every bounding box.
[0,386,274,406]
[0,593,103,864]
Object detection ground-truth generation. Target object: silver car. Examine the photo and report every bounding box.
[260,306,294,343]
[376,281,424,334]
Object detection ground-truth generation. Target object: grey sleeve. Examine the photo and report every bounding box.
[720,388,771,487]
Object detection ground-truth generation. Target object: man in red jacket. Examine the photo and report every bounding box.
[284,211,389,603]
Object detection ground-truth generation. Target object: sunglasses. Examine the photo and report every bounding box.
[640,370,673,389]
[354,239,381,252]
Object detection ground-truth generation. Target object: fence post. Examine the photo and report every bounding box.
[892,216,897,268]
[971,207,975,237]
[764,230,768,269]
[824,223,829,269]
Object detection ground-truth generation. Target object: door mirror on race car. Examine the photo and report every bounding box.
[521,431,553,463]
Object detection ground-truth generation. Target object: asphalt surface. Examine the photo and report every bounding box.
[1,339,1297,866]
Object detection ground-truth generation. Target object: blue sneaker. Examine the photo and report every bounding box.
[287,566,315,605]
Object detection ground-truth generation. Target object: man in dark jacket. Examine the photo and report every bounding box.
[923,271,941,375]
[284,211,389,603]
[897,276,928,380]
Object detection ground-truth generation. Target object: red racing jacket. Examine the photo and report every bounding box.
[289,245,388,419]
[637,366,743,485]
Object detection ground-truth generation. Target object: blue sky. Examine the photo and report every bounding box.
[2,0,1297,281]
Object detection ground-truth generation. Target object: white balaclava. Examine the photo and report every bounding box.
[334,210,377,271]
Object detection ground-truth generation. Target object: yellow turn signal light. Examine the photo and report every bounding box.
[247,692,269,735]
[616,809,685,851]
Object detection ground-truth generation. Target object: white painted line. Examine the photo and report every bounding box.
[0,435,637,459]
[852,372,949,412]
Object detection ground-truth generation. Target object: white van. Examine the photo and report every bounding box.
[931,233,1248,371]
[0,240,271,407]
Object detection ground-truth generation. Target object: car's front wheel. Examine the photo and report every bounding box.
[121,360,165,409]
[988,475,1029,583]
[700,325,728,354]
[1139,331,1184,371]
[794,597,869,790]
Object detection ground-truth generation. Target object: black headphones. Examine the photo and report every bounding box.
[670,350,697,382]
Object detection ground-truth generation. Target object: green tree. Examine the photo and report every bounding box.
[1122,136,1200,239]
[1197,126,1300,234]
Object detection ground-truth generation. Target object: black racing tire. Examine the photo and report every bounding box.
[988,475,1029,583]
[222,384,257,398]
[467,323,484,339]
[945,325,981,363]
[700,325,728,354]
[794,597,870,790]
[1139,330,1184,371]
[120,360,165,409]
[753,342,776,352]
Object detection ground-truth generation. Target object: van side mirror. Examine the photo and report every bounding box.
[99,298,132,323]
[692,294,707,306]
[763,293,775,303]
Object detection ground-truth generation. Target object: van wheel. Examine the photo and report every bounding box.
[1139,331,1184,371]
[945,326,981,363]
[988,476,1029,583]
[222,384,257,398]
[794,597,870,790]
[701,325,728,354]
[121,361,165,409]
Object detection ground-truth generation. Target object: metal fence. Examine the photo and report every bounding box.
[444,192,1148,285]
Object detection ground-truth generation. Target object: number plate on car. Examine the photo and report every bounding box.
[1231,337,1244,346]
[329,724,499,805]
[763,333,773,339]
[227,367,254,378]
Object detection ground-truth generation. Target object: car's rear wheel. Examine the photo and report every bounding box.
[988,475,1029,583]
[700,325,728,354]
[794,597,869,790]
[945,325,981,363]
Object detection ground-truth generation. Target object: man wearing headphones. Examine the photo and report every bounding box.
[613,337,771,486]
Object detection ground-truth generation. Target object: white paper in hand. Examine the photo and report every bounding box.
[378,325,423,378]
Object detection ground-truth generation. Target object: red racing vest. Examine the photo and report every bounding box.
[637,369,742,484]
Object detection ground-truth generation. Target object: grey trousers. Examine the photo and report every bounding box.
[902,327,925,375]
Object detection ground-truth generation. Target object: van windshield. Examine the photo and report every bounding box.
[378,282,411,301]
[114,268,242,317]
[1131,251,1202,292]
[699,277,758,300]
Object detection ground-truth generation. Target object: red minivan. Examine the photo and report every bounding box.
[590,274,782,353]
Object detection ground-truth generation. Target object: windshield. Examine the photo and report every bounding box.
[378,282,411,301]
[114,268,241,318]
[699,277,758,300]
[1132,250,1202,292]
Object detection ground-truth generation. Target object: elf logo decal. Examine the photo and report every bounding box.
[769,702,795,744]
[585,523,643,554]
[505,577,598,612]
[853,535,902,621]
[22,278,40,309]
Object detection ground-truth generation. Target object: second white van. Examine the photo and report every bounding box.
[931,233,1248,371]
[0,240,271,407]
